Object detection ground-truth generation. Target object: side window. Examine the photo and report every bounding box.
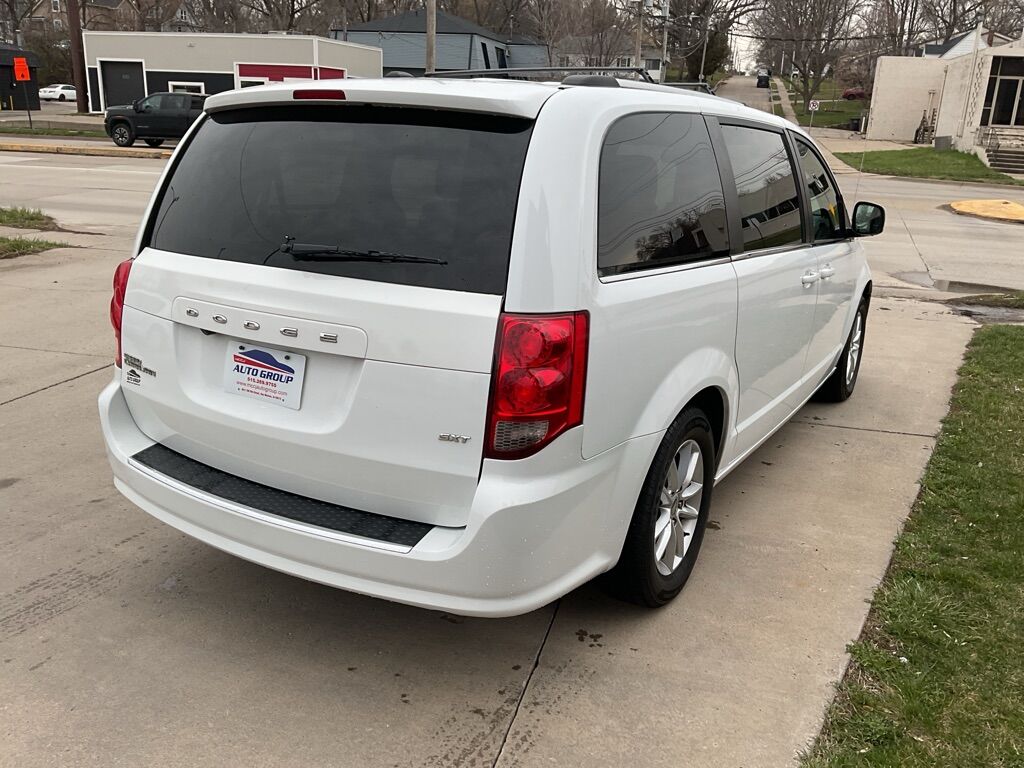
[598,112,729,276]
[139,94,163,111]
[720,125,802,251]
[794,137,845,240]
[167,94,189,111]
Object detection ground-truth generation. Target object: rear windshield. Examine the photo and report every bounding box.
[146,106,534,294]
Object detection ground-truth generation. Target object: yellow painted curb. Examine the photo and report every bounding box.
[0,142,170,160]
[950,199,1024,224]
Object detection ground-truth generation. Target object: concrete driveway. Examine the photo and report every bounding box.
[0,151,976,766]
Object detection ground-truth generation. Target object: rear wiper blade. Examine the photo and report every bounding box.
[281,240,447,265]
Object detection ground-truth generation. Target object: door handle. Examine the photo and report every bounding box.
[801,271,819,287]
[819,265,836,279]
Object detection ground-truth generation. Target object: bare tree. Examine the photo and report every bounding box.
[921,0,983,41]
[753,0,866,107]
[525,0,573,63]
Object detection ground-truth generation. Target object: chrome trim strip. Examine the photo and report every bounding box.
[599,256,732,282]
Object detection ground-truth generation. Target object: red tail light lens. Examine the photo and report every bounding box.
[485,312,589,460]
[110,258,133,367]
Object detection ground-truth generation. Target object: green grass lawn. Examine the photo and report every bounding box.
[0,236,68,259]
[803,325,1024,767]
[953,292,1024,309]
[791,97,867,128]
[0,206,59,230]
[0,126,106,139]
[835,148,1024,186]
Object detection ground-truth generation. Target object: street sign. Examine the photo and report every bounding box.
[13,57,30,82]
[808,100,821,112]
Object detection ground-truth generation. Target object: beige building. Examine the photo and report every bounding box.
[83,31,382,113]
[867,31,1024,173]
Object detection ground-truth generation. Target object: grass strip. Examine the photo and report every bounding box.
[0,236,68,259]
[0,206,59,230]
[0,126,106,138]
[952,292,1024,310]
[835,148,1024,186]
[803,325,1024,767]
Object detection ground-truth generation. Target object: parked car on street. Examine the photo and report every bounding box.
[104,92,206,148]
[842,87,867,100]
[756,69,770,88]
[39,83,77,101]
[100,76,884,616]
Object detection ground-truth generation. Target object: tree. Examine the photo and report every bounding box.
[753,0,867,108]
[0,0,39,46]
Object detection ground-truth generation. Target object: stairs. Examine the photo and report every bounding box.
[979,127,1024,174]
[987,148,1024,174]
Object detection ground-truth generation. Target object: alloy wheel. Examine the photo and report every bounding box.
[654,438,704,576]
[846,310,863,386]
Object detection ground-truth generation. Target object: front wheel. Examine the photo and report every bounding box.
[815,297,868,402]
[110,123,135,147]
[603,407,716,608]
[144,138,165,148]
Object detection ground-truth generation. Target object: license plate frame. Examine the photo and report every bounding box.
[225,343,307,410]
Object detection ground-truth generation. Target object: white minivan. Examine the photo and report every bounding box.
[99,75,883,617]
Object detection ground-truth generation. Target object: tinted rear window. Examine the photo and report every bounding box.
[146,106,534,294]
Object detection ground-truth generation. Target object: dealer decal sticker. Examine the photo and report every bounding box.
[225,345,306,410]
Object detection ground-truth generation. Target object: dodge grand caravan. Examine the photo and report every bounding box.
[99,76,884,617]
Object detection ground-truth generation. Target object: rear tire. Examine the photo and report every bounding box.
[815,297,868,402]
[111,123,135,147]
[144,138,165,148]
[58,94,66,101]
[603,407,716,608]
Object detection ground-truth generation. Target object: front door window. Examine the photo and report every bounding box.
[982,57,1024,127]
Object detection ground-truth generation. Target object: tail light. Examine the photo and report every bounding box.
[110,258,133,367]
[485,312,589,460]
[293,89,346,100]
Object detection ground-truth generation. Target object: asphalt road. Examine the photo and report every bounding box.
[0,150,977,767]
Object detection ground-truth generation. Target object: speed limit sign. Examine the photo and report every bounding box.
[808,100,821,111]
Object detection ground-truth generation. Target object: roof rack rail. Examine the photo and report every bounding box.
[424,66,656,84]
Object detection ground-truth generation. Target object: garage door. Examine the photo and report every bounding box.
[100,61,145,109]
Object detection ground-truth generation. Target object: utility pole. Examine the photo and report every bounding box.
[660,0,669,82]
[67,0,88,113]
[425,0,436,74]
[698,17,709,81]
[634,0,644,74]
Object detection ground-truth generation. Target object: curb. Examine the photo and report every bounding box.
[0,142,170,159]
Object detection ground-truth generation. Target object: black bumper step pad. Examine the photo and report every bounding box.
[132,443,432,548]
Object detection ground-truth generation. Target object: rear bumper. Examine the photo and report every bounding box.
[99,377,659,617]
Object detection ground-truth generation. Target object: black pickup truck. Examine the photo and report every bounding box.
[104,92,206,148]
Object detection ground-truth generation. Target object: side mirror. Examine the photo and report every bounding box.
[133,100,142,112]
[852,201,885,236]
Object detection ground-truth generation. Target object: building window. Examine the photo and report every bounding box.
[177,7,187,20]
[53,17,62,30]
[645,58,661,70]
[615,56,632,68]
[558,56,570,68]
[983,57,1024,127]
[169,81,204,94]
[480,42,491,69]
[51,0,59,11]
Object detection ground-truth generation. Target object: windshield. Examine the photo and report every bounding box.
[145,106,534,294]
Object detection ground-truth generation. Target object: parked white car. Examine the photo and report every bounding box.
[99,75,884,617]
[39,83,77,101]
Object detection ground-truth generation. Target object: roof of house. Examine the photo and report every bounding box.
[922,27,1014,56]
[344,10,506,40]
